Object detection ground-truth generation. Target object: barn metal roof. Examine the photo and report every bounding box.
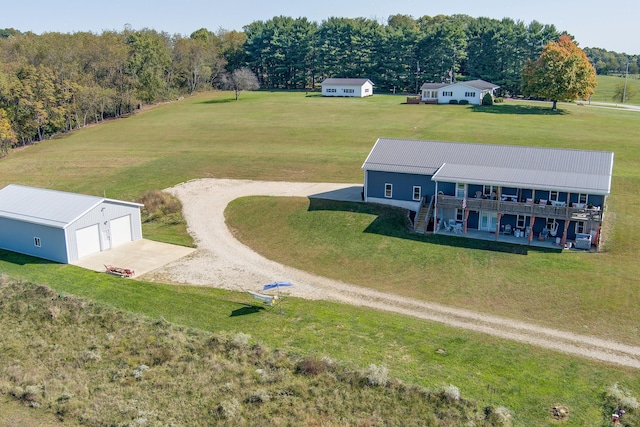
[0,184,142,229]
[362,138,614,195]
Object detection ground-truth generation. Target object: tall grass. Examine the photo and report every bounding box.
[0,278,516,426]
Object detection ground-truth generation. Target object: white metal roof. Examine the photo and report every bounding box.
[420,79,499,91]
[0,184,142,229]
[321,78,374,86]
[362,138,614,195]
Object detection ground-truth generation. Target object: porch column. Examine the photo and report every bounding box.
[433,182,439,234]
[561,220,570,246]
[495,213,503,241]
[464,209,470,234]
[433,205,439,234]
[528,215,536,245]
[530,190,536,215]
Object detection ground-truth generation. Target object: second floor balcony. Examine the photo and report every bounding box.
[436,195,603,222]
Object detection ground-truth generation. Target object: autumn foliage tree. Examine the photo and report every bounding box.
[522,35,597,110]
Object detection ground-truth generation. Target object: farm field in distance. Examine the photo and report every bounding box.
[1,90,640,425]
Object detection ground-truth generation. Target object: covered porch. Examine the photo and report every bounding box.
[435,226,594,251]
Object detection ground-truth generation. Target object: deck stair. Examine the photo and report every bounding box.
[414,196,434,234]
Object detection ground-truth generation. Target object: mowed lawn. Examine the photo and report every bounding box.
[592,74,640,105]
[1,91,639,344]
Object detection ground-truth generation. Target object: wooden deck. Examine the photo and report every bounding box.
[436,195,603,222]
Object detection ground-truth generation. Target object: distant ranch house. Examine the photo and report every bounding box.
[321,78,374,97]
[362,138,614,251]
[0,184,143,263]
[420,79,499,105]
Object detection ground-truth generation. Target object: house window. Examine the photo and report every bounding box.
[456,183,465,198]
[578,194,588,204]
[483,185,497,199]
[365,88,370,93]
[546,218,557,230]
[464,92,476,97]
[326,88,336,93]
[413,186,421,201]
[516,215,529,229]
[34,237,41,247]
[576,221,586,234]
[455,209,464,222]
[442,91,453,96]
[431,91,438,97]
[550,191,559,202]
[343,88,355,94]
[385,183,393,198]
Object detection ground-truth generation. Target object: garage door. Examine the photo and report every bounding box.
[110,215,132,248]
[76,224,101,259]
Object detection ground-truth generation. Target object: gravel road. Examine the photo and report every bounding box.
[144,178,640,369]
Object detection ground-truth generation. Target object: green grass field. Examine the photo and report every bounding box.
[592,74,640,105]
[1,91,640,425]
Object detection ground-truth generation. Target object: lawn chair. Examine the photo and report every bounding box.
[443,219,453,232]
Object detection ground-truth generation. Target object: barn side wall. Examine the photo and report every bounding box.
[0,218,67,263]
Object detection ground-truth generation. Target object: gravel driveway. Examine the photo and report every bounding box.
[143,178,640,369]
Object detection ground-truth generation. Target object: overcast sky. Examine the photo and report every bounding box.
[2,0,638,54]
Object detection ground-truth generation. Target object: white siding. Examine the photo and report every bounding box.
[65,200,142,263]
[322,82,373,97]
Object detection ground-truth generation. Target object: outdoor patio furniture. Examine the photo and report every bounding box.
[575,233,592,250]
[539,227,550,241]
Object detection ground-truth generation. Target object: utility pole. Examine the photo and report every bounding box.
[415,61,421,95]
[623,61,630,104]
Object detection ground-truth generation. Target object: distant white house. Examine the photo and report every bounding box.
[420,79,499,105]
[321,78,374,97]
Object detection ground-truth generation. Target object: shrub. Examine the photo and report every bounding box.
[485,406,513,426]
[231,332,251,348]
[132,364,149,380]
[482,93,494,105]
[443,384,461,401]
[135,190,183,223]
[608,383,639,410]
[459,99,469,105]
[448,99,459,104]
[365,364,389,386]
[296,356,332,376]
[494,97,504,103]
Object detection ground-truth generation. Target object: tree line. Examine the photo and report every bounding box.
[0,27,245,151]
[0,14,636,153]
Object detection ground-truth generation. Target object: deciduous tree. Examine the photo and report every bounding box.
[0,108,16,156]
[222,67,259,100]
[612,81,637,103]
[522,35,597,110]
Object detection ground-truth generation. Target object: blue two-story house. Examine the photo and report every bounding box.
[361,138,614,251]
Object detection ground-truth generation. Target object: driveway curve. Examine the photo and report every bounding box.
[144,178,640,369]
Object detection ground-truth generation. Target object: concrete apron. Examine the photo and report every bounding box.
[72,239,196,278]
